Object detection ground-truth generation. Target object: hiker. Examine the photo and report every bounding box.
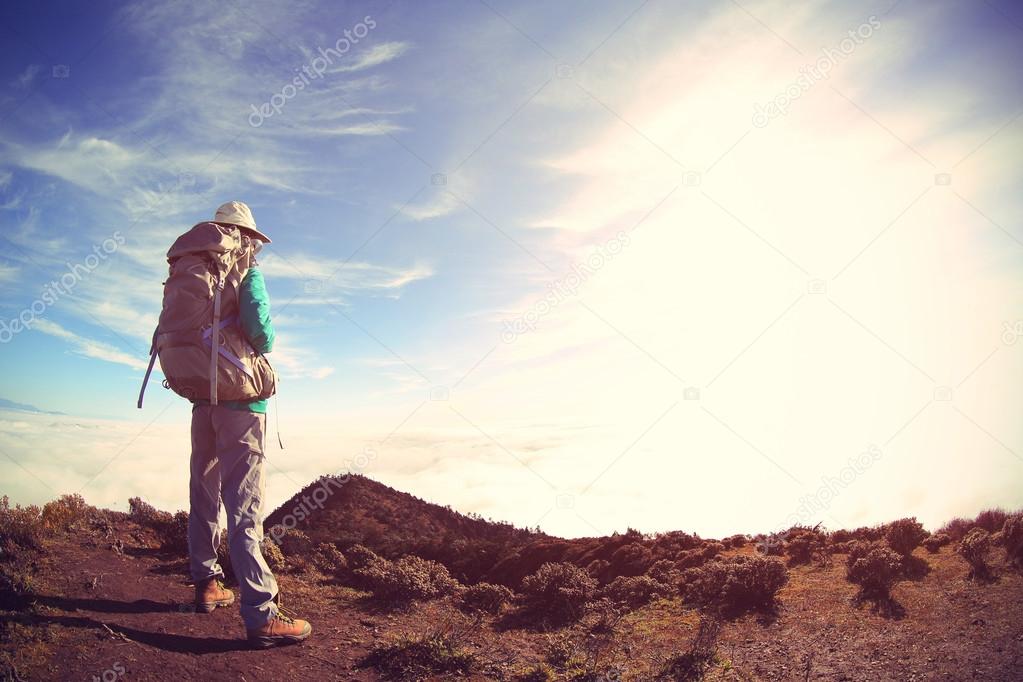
[138,201,311,648]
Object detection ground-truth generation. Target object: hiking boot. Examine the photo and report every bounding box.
[247,611,312,649]
[194,577,234,613]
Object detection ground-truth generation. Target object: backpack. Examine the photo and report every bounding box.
[137,222,277,408]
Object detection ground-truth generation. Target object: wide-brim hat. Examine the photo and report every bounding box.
[213,200,272,243]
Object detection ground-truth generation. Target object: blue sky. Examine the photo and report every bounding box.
[1,0,1022,538]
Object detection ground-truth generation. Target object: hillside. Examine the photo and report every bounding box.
[2,487,1023,680]
[264,475,721,588]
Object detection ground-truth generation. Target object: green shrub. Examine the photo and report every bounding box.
[458,582,514,614]
[0,496,42,554]
[958,528,992,580]
[845,541,902,600]
[520,562,597,621]
[884,517,928,557]
[681,556,787,616]
[359,632,475,681]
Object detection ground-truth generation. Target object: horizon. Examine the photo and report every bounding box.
[2,0,1023,540]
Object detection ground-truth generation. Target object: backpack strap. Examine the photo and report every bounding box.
[209,281,223,405]
[136,327,159,409]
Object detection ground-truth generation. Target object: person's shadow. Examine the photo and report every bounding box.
[22,594,254,654]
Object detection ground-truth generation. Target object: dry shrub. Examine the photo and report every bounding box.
[958,528,992,580]
[681,555,787,616]
[260,537,286,571]
[275,528,313,556]
[1000,513,1023,567]
[922,533,951,553]
[40,494,90,533]
[785,530,829,567]
[128,496,168,527]
[458,582,513,614]
[514,664,555,682]
[0,496,42,554]
[845,541,903,601]
[520,562,597,622]
[586,597,626,634]
[723,534,747,549]
[609,542,653,578]
[353,548,458,603]
[312,542,348,576]
[884,517,928,557]
[600,574,664,609]
[359,631,475,681]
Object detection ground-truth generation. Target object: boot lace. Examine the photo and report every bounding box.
[272,592,298,623]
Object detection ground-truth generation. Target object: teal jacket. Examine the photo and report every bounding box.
[197,267,275,413]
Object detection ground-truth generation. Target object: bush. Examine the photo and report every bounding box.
[754,534,785,556]
[514,664,555,682]
[275,528,314,556]
[0,496,42,554]
[681,556,787,616]
[520,562,597,621]
[958,528,992,580]
[921,533,950,553]
[40,494,90,533]
[785,530,828,567]
[884,518,928,557]
[600,574,664,609]
[1001,513,1023,567]
[359,632,475,681]
[609,542,653,578]
[586,597,626,634]
[346,544,380,570]
[128,496,169,527]
[354,551,458,603]
[974,509,1009,534]
[154,511,189,553]
[261,538,286,571]
[458,582,514,614]
[312,543,348,576]
[723,534,747,549]
[845,542,902,600]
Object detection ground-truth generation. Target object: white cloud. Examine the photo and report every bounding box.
[0,263,19,282]
[399,190,461,221]
[12,64,41,89]
[33,319,148,370]
[328,41,412,74]
[259,253,433,294]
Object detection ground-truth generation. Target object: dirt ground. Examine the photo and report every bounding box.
[2,517,1022,681]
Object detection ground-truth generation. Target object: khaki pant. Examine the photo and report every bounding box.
[188,404,278,629]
